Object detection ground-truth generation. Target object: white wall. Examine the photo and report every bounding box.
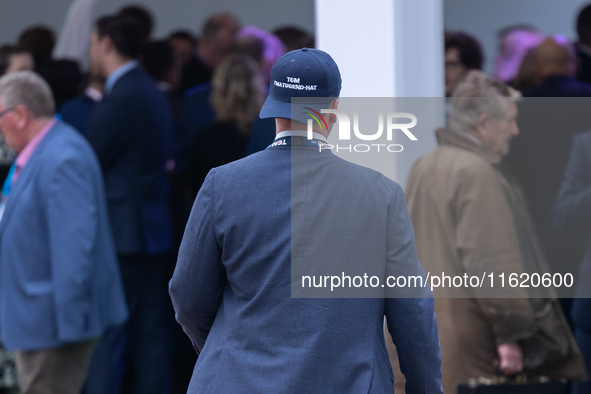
[316,0,396,98]
[444,0,590,75]
[316,0,444,186]
[0,0,315,44]
[392,0,444,188]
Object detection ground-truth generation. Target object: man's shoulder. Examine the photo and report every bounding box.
[110,68,159,97]
[329,151,403,194]
[416,144,491,172]
[213,149,280,174]
[59,94,94,112]
[40,121,99,171]
[410,145,498,190]
[213,148,402,196]
[100,69,171,123]
[49,120,92,145]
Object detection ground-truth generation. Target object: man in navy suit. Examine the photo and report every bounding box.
[85,15,174,394]
[0,71,127,394]
[170,48,443,393]
[555,130,591,394]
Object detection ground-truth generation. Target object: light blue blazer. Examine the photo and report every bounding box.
[0,120,128,351]
[170,142,442,393]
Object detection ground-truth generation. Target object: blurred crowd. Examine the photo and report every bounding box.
[0,4,313,394]
[3,0,591,393]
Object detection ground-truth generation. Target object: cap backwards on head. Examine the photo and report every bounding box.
[259,48,341,124]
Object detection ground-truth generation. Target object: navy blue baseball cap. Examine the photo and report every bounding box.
[260,48,342,123]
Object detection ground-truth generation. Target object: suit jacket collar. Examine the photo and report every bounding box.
[104,60,139,94]
[436,127,502,165]
[0,121,61,237]
[275,130,328,142]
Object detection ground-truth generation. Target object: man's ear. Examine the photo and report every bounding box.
[476,112,488,133]
[12,105,30,129]
[101,36,114,54]
[329,98,339,123]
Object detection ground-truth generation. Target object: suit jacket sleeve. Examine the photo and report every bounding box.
[85,95,132,171]
[454,162,535,344]
[554,133,591,232]
[47,157,97,341]
[384,184,443,394]
[169,168,225,351]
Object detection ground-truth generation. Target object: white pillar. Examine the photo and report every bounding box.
[392,0,445,98]
[315,0,444,187]
[315,0,397,97]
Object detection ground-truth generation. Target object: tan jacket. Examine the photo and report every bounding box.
[402,128,587,392]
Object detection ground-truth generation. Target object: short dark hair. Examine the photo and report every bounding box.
[577,4,591,45]
[18,25,55,69]
[38,59,83,109]
[118,5,154,43]
[0,45,31,76]
[169,30,197,46]
[96,15,144,59]
[445,31,484,70]
[273,26,314,51]
[142,41,175,81]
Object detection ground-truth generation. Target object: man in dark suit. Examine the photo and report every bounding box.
[0,71,127,394]
[85,15,174,394]
[170,48,443,393]
[555,130,591,394]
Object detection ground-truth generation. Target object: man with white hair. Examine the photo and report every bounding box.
[405,70,587,392]
[0,71,127,394]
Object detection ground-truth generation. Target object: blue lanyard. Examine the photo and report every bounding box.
[1,162,16,198]
[267,136,330,149]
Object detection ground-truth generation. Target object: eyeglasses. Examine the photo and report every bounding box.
[0,107,15,119]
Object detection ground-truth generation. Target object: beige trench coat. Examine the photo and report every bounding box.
[389,128,587,393]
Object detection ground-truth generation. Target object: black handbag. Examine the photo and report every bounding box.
[457,376,567,394]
